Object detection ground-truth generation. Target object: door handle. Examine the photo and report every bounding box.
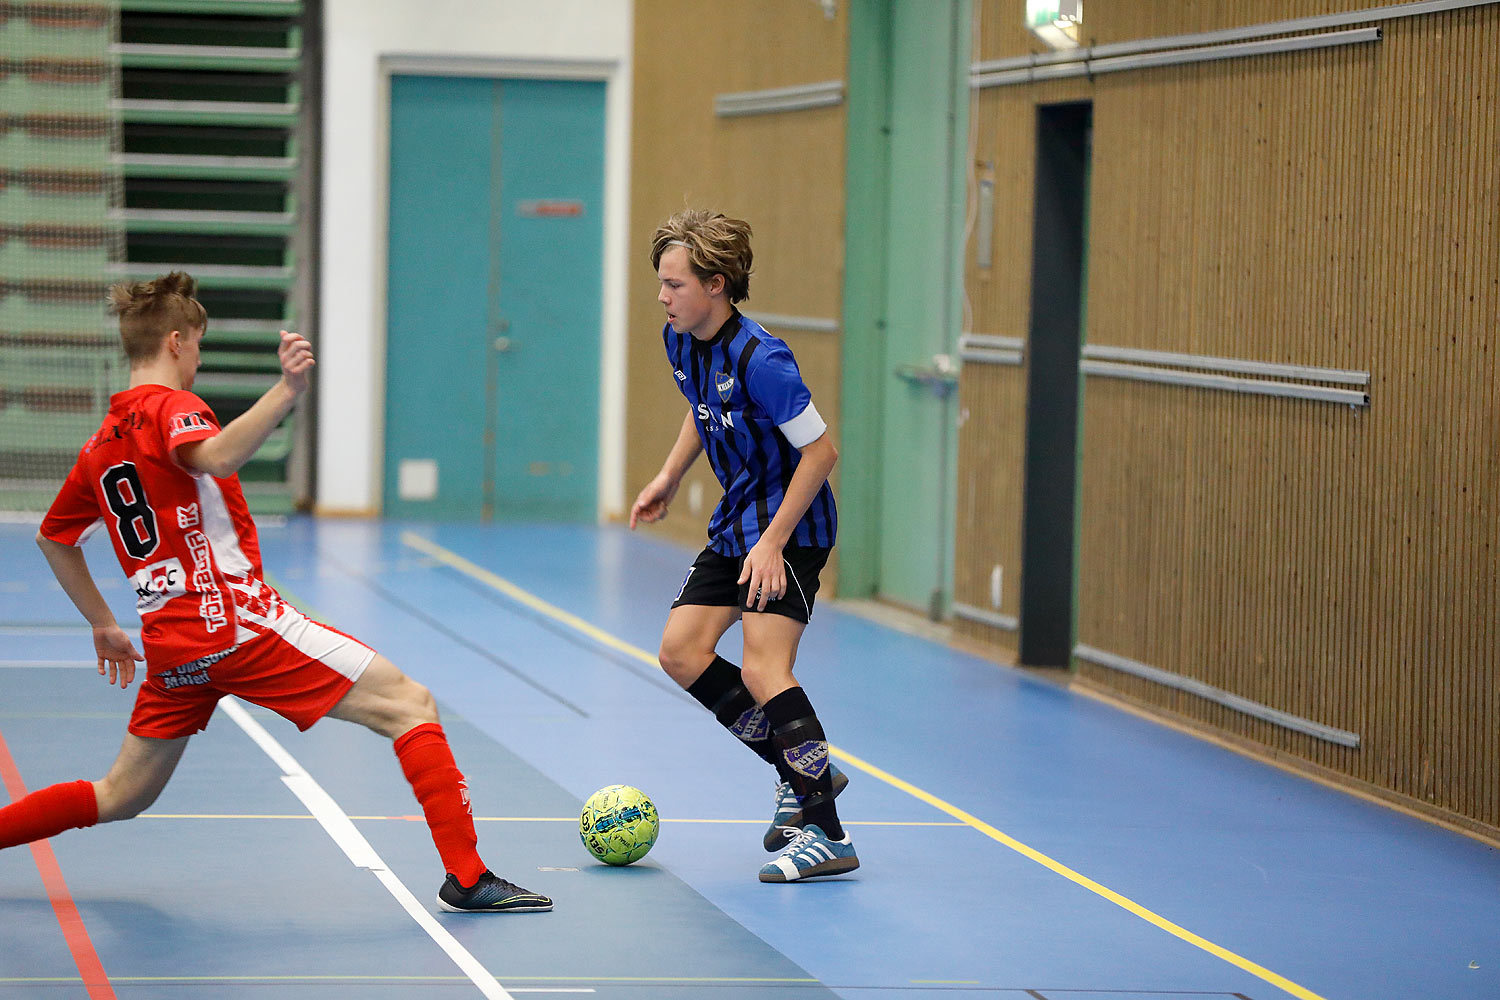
[894,354,958,397]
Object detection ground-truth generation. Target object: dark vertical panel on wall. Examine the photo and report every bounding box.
[1019,102,1090,666]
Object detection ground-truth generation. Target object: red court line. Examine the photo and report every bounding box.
[0,728,117,1000]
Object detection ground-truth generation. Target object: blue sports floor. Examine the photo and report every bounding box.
[1,518,1497,999]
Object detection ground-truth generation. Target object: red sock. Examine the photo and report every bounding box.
[393,723,487,886]
[0,780,98,850]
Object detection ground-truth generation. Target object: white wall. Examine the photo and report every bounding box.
[318,0,632,516]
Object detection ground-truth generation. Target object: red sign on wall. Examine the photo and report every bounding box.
[516,199,585,218]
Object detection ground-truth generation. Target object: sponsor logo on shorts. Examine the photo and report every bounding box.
[730,707,770,743]
[674,369,687,381]
[158,645,237,689]
[131,557,186,615]
[168,411,213,439]
[784,740,829,781]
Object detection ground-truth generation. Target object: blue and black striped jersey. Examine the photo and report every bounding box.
[663,310,837,556]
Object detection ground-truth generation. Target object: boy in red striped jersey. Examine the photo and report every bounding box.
[1,272,550,914]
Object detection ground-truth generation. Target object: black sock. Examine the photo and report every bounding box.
[763,686,843,840]
[686,656,794,781]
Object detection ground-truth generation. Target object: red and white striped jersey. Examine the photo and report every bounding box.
[40,383,287,672]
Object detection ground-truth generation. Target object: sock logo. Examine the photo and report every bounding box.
[783,740,829,780]
[459,778,472,815]
[730,707,770,742]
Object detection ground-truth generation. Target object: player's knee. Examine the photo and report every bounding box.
[657,638,702,686]
[410,674,440,721]
[375,657,437,723]
[740,659,794,698]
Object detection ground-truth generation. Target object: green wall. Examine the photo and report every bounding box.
[841,0,971,615]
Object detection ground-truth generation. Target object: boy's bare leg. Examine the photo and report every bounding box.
[94,733,191,821]
[0,732,187,849]
[326,654,550,911]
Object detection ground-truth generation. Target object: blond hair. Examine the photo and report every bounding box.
[107,271,208,363]
[650,210,753,303]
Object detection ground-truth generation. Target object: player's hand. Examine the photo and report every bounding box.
[93,624,144,689]
[278,330,316,394]
[738,538,787,612]
[629,476,679,529]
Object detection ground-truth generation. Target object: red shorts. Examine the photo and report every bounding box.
[128,605,377,740]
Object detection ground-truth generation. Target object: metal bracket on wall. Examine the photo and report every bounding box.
[1074,643,1362,748]
[972,28,1381,89]
[959,333,1024,366]
[715,81,844,117]
[953,601,1019,632]
[1080,344,1371,407]
[744,312,839,333]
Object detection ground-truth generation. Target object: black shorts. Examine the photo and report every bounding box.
[671,545,831,624]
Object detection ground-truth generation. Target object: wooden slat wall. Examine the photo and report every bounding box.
[958,1,1500,838]
[626,1,846,584]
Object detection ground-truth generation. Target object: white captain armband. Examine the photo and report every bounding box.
[778,402,827,449]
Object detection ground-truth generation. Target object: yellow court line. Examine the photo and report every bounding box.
[401,532,1327,1000]
[404,531,652,665]
[138,813,964,827]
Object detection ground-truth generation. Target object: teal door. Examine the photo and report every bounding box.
[384,74,605,520]
[842,0,971,617]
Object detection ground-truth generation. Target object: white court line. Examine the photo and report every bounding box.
[0,626,97,635]
[218,696,514,1000]
[0,660,96,668]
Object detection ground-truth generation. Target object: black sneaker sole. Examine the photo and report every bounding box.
[759,854,860,883]
[437,896,553,913]
[762,768,851,852]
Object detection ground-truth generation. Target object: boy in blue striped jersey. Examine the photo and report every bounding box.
[630,210,857,882]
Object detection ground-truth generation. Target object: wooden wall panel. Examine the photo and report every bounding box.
[627,2,847,571]
[953,363,1026,653]
[954,51,1088,655]
[960,1,1500,838]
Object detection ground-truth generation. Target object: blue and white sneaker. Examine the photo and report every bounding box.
[763,763,849,851]
[759,824,859,882]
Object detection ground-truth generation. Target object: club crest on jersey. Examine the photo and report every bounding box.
[783,740,830,781]
[169,411,212,438]
[131,557,186,614]
[715,371,735,402]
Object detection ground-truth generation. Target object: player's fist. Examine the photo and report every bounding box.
[278,330,315,392]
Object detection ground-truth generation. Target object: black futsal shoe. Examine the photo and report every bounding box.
[438,872,553,913]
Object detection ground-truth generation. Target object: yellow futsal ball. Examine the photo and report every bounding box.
[579,784,660,865]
